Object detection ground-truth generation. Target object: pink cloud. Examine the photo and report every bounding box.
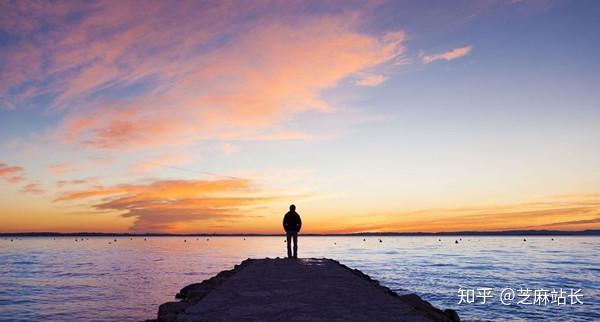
[355,73,388,87]
[7,176,23,184]
[240,130,314,142]
[0,163,24,184]
[0,163,23,176]
[130,152,193,173]
[421,45,472,64]
[1,2,406,149]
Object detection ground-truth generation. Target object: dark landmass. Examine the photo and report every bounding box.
[149,258,460,322]
[1,229,598,237]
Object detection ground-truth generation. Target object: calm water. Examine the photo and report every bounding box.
[0,236,598,321]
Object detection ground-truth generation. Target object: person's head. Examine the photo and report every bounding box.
[289,204,296,211]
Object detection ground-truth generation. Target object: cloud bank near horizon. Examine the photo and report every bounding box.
[55,177,290,232]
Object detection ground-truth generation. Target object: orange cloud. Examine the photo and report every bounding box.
[421,45,472,64]
[55,178,288,232]
[329,194,600,233]
[56,179,252,202]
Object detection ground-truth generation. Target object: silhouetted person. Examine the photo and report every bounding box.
[283,204,302,258]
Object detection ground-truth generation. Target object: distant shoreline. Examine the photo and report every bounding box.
[1,229,598,237]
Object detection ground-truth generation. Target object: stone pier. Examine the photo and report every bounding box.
[152,258,460,322]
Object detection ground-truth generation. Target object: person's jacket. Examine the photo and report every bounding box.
[283,211,302,232]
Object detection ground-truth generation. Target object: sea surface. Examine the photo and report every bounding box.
[0,236,598,321]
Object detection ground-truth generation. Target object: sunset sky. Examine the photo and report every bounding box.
[1,0,599,233]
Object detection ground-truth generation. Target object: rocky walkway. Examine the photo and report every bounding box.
[152,258,460,322]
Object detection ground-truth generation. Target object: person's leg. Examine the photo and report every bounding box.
[286,232,292,258]
[292,232,298,258]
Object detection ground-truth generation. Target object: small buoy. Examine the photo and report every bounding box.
[379,239,382,243]
[523,238,526,242]
[108,242,112,244]
[114,239,117,242]
[455,240,458,244]
[243,238,246,240]
[334,242,336,245]
[551,238,554,241]
[196,238,199,241]
[363,238,366,242]
[459,238,462,241]
[438,239,441,242]
[130,238,132,240]
[206,238,209,241]
[284,239,287,243]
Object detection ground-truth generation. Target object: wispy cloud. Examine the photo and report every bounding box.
[130,152,192,174]
[1,2,405,150]
[48,162,75,175]
[334,194,600,233]
[20,183,44,195]
[244,131,314,141]
[7,176,23,184]
[528,217,600,228]
[56,177,99,188]
[421,45,472,64]
[355,73,389,87]
[0,162,44,193]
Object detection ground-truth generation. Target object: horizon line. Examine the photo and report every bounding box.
[1,229,598,237]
